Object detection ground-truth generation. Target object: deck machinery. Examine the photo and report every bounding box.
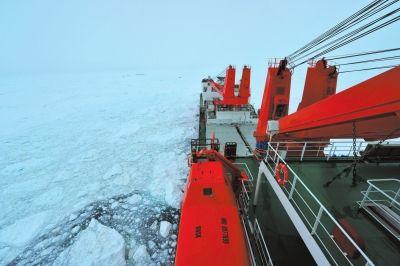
[175,61,400,265]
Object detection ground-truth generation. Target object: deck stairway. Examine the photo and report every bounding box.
[358,179,400,240]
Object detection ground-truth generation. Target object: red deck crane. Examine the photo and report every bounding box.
[210,66,251,106]
[254,60,400,146]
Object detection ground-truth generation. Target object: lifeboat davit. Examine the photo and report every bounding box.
[175,150,249,266]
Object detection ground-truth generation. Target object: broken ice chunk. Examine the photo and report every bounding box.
[54,219,126,266]
[159,221,172,238]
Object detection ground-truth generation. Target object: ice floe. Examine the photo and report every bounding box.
[159,221,172,238]
[54,219,126,266]
[0,71,196,264]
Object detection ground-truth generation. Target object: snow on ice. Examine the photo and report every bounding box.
[159,221,172,238]
[0,212,48,248]
[54,219,126,266]
[0,70,198,264]
[132,245,151,265]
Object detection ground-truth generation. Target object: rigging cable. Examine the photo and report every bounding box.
[291,12,400,68]
[339,64,400,73]
[291,0,399,61]
[287,0,387,59]
[288,0,399,60]
[211,67,228,81]
[325,47,400,60]
[291,8,400,65]
[335,55,400,65]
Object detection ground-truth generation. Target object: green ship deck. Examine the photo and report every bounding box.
[197,91,400,265]
[198,111,400,264]
[235,157,400,265]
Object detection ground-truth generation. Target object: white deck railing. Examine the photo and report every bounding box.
[238,179,274,266]
[258,143,374,265]
[234,162,255,180]
[253,218,274,266]
[357,179,400,240]
[256,140,400,161]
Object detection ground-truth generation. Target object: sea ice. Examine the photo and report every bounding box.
[0,212,48,248]
[148,240,156,250]
[132,245,152,265]
[54,219,126,266]
[0,70,197,263]
[159,221,172,238]
[150,220,158,231]
[103,164,123,180]
[127,194,142,205]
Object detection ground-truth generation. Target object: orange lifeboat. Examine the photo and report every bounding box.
[175,159,249,266]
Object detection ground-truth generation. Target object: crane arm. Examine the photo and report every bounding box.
[274,66,400,140]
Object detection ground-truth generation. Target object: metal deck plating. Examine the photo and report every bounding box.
[198,99,400,265]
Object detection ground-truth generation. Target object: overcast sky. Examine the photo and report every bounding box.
[0,0,399,104]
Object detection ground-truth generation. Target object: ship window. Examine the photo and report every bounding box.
[275,104,286,118]
[195,226,201,238]
[276,87,285,95]
[327,87,335,95]
[203,187,213,196]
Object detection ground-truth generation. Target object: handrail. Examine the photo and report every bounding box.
[365,179,400,204]
[255,140,400,161]
[238,179,273,265]
[234,163,255,181]
[196,149,247,180]
[359,191,400,221]
[264,143,374,265]
[254,218,274,265]
[357,179,400,240]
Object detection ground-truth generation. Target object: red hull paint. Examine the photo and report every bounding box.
[175,161,249,266]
